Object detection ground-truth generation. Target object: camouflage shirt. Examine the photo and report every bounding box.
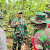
[0,20,2,27]
[34,29,50,49]
[11,18,28,37]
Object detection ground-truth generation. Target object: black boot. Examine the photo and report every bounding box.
[18,42,21,50]
[12,43,16,50]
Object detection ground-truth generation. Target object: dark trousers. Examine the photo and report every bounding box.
[13,42,21,50]
[12,37,23,50]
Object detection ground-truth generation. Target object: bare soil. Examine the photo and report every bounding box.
[6,38,30,50]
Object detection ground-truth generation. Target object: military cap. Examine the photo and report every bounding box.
[30,12,50,24]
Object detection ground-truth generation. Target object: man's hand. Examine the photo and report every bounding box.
[15,22,19,26]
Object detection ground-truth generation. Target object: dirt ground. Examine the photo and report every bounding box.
[6,38,13,50]
[6,38,48,50]
[6,38,30,50]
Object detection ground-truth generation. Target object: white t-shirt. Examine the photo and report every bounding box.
[0,27,7,50]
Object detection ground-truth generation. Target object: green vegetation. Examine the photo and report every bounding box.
[0,0,50,49]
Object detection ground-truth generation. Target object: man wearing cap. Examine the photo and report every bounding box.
[0,11,4,27]
[0,11,7,50]
[30,12,50,50]
[11,11,28,50]
[43,11,50,19]
[43,11,50,35]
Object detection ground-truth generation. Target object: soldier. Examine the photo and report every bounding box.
[43,11,50,33]
[0,11,7,50]
[11,11,28,50]
[0,11,4,27]
[43,11,50,19]
[30,12,50,50]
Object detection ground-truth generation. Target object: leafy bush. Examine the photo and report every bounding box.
[0,0,50,37]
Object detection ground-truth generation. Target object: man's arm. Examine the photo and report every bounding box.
[11,20,16,28]
[11,19,19,28]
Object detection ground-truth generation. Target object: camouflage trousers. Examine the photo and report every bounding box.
[12,33,23,50]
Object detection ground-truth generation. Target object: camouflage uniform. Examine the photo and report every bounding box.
[30,12,50,50]
[34,29,50,50]
[0,20,2,27]
[11,18,28,50]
